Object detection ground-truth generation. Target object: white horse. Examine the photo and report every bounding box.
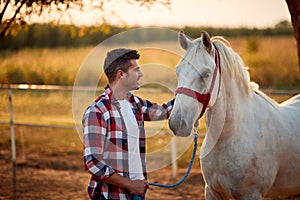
[169,31,300,199]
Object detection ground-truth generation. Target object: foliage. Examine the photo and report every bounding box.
[0,23,119,50]
[0,22,295,50]
[182,21,294,38]
[0,0,171,38]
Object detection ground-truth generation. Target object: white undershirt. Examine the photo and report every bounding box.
[118,99,144,181]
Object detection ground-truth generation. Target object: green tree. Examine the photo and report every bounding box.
[274,20,292,29]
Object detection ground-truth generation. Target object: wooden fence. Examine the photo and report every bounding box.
[1,83,299,200]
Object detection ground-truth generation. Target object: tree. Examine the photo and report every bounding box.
[286,0,300,71]
[0,0,170,38]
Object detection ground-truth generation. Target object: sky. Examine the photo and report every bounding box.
[23,0,291,28]
[67,0,291,28]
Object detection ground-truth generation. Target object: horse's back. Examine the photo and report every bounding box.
[279,94,300,127]
[270,94,300,197]
[277,93,300,148]
[279,94,300,133]
[280,94,300,108]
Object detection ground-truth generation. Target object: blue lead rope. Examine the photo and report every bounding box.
[148,133,198,188]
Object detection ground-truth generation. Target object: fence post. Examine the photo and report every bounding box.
[171,137,177,179]
[8,85,17,200]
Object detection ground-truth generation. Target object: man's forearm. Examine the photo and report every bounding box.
[103,173,131,189]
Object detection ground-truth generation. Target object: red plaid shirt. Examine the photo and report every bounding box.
[83,85,174,199]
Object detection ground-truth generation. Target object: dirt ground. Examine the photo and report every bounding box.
[0,126,299,200]
[0,147,205,200]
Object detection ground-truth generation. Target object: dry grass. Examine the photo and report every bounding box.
[0,37,299,88]
[0,46,92,84]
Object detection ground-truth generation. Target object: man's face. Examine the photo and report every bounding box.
[122,59,143,90]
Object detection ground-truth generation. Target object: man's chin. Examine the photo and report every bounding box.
[135,83,140,90]
[129,85,140,91]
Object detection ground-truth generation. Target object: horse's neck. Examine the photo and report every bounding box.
[201,81,246,158]
[207,79,246,132]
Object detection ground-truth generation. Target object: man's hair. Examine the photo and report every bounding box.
[103,48,140,83]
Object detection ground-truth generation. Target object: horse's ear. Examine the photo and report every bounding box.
[178,31,192,50]
[201,31,212,53]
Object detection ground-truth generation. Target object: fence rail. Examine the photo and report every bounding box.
[0,83,95,91]
[2,83,299,94]
[0,121,75,129]
[0,83,299,129]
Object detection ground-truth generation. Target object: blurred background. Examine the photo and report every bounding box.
[1,0,300,199]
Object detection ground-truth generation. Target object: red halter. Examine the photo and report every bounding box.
[175,44,221,118]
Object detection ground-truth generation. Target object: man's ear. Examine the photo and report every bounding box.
[116,70,124,79]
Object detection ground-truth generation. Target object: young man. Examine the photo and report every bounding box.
[82,48,174,200]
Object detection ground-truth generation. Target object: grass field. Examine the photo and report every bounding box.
[0,36,299,89]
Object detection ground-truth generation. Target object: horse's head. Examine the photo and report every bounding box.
[169,31,222,137]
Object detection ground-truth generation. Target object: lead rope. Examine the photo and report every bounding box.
[148,128,198,188]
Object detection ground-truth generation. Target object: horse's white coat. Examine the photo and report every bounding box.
[169,31,300,199]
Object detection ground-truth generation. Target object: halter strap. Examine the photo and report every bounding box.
[175,44,221,118]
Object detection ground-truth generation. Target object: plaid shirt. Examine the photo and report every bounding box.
[83,85,174,199]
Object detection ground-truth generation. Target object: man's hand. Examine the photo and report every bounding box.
[128,180,149,196]
[103,173,149,196]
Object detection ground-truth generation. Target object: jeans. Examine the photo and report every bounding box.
[132,194,145,200]
[91,193,145,200]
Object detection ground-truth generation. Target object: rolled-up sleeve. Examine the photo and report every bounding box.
[83,106,115,180]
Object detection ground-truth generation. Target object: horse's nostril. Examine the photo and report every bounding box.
[182,120,188,129]
[169,115,183,134]
[180,120,189,133]
[169,116,192,137]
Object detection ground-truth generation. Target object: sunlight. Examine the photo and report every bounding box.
[7,0,291,28]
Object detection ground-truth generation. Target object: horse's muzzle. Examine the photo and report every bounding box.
[169,116,192,137]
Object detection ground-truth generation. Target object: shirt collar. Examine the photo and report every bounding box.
[104,85,133,107]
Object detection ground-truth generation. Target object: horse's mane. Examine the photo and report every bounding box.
[209,36,279,107]
[211,36,252,95]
